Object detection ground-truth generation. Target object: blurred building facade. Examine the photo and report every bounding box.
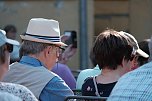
[0,0,151,70]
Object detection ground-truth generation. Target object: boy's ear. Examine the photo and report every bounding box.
[121,56,125,67]
[131,58,139,70]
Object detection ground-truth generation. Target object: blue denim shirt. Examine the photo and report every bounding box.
[19,56,74,101]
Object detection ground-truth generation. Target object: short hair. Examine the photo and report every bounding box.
[93,29,133,70]
[149,37,152,62]
[3,25,17,33]
[137,39,150,66]
[3,25,17,39]
[0,44,6,64]
[19,40,51,57]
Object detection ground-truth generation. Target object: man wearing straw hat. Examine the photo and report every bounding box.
[3,18,74,101]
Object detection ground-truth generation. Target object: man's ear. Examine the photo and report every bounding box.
[131,57,138,69]
[44,46,51,57]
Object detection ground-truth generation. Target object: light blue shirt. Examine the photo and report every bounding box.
[76,65,101,89]
[108,62,152,101]
[19,56,74,101]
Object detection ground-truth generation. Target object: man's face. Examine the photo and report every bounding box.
[0,49,10,80]
[45,45,60,70]
[3,50,10,71]
[122,59,133,73]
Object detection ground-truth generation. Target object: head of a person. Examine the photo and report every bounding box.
[20,18,67,70]
[119,31,149,70]
[137,39,150,66]
[93,29,135,73]
[3,25,17,40]
[0,29,19,80]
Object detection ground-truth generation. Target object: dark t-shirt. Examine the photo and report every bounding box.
[81,77,117,97]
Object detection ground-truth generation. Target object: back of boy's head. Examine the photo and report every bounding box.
[138,39,150,66]
[93,29,133,70]
[139,39,150,55]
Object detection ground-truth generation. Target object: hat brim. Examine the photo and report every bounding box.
[6,39,20,46]
[137,49,149,58]
[20,35,67,47]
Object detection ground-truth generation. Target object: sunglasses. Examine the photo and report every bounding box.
[54,46,63,55]
[6,43,13,53]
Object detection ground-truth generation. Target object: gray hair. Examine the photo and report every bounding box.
[19,40,50,57]
[148,36,152,62]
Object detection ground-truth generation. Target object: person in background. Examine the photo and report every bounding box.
[3,25,17,39]
[3,18,74,101]
[3,25,20,63]
[131,39,150,70]
[122,33,150,70]
[81,29,136,97]
[52,44,77,90]
[76,48,100,90]
[0,29,37,101]
[137,39,150,66]
[19,33,77,90]
[82,29,148,97]
[52,34,77,90]
[107,33,151,101]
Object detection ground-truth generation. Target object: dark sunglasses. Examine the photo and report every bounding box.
[6,43,13,53]
[55,45,65,50]
[51,44,65,50]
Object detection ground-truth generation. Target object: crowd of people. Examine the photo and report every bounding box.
[0,18,152,101]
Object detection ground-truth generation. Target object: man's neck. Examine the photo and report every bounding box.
[28,54,47,69]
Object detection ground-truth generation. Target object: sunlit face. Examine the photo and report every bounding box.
[0,43,13,80]
[127,48,139,71]
[121,55,135,74]
[124,60,133,72]
[130,56,139,70]
[3,51,10,71]
[0,50,10,80]
[45,45,60,70]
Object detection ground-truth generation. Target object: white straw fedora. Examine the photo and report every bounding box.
[20,18,67,46]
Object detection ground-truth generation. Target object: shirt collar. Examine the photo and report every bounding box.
[19,56,45,67]
[94,65,100,70]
